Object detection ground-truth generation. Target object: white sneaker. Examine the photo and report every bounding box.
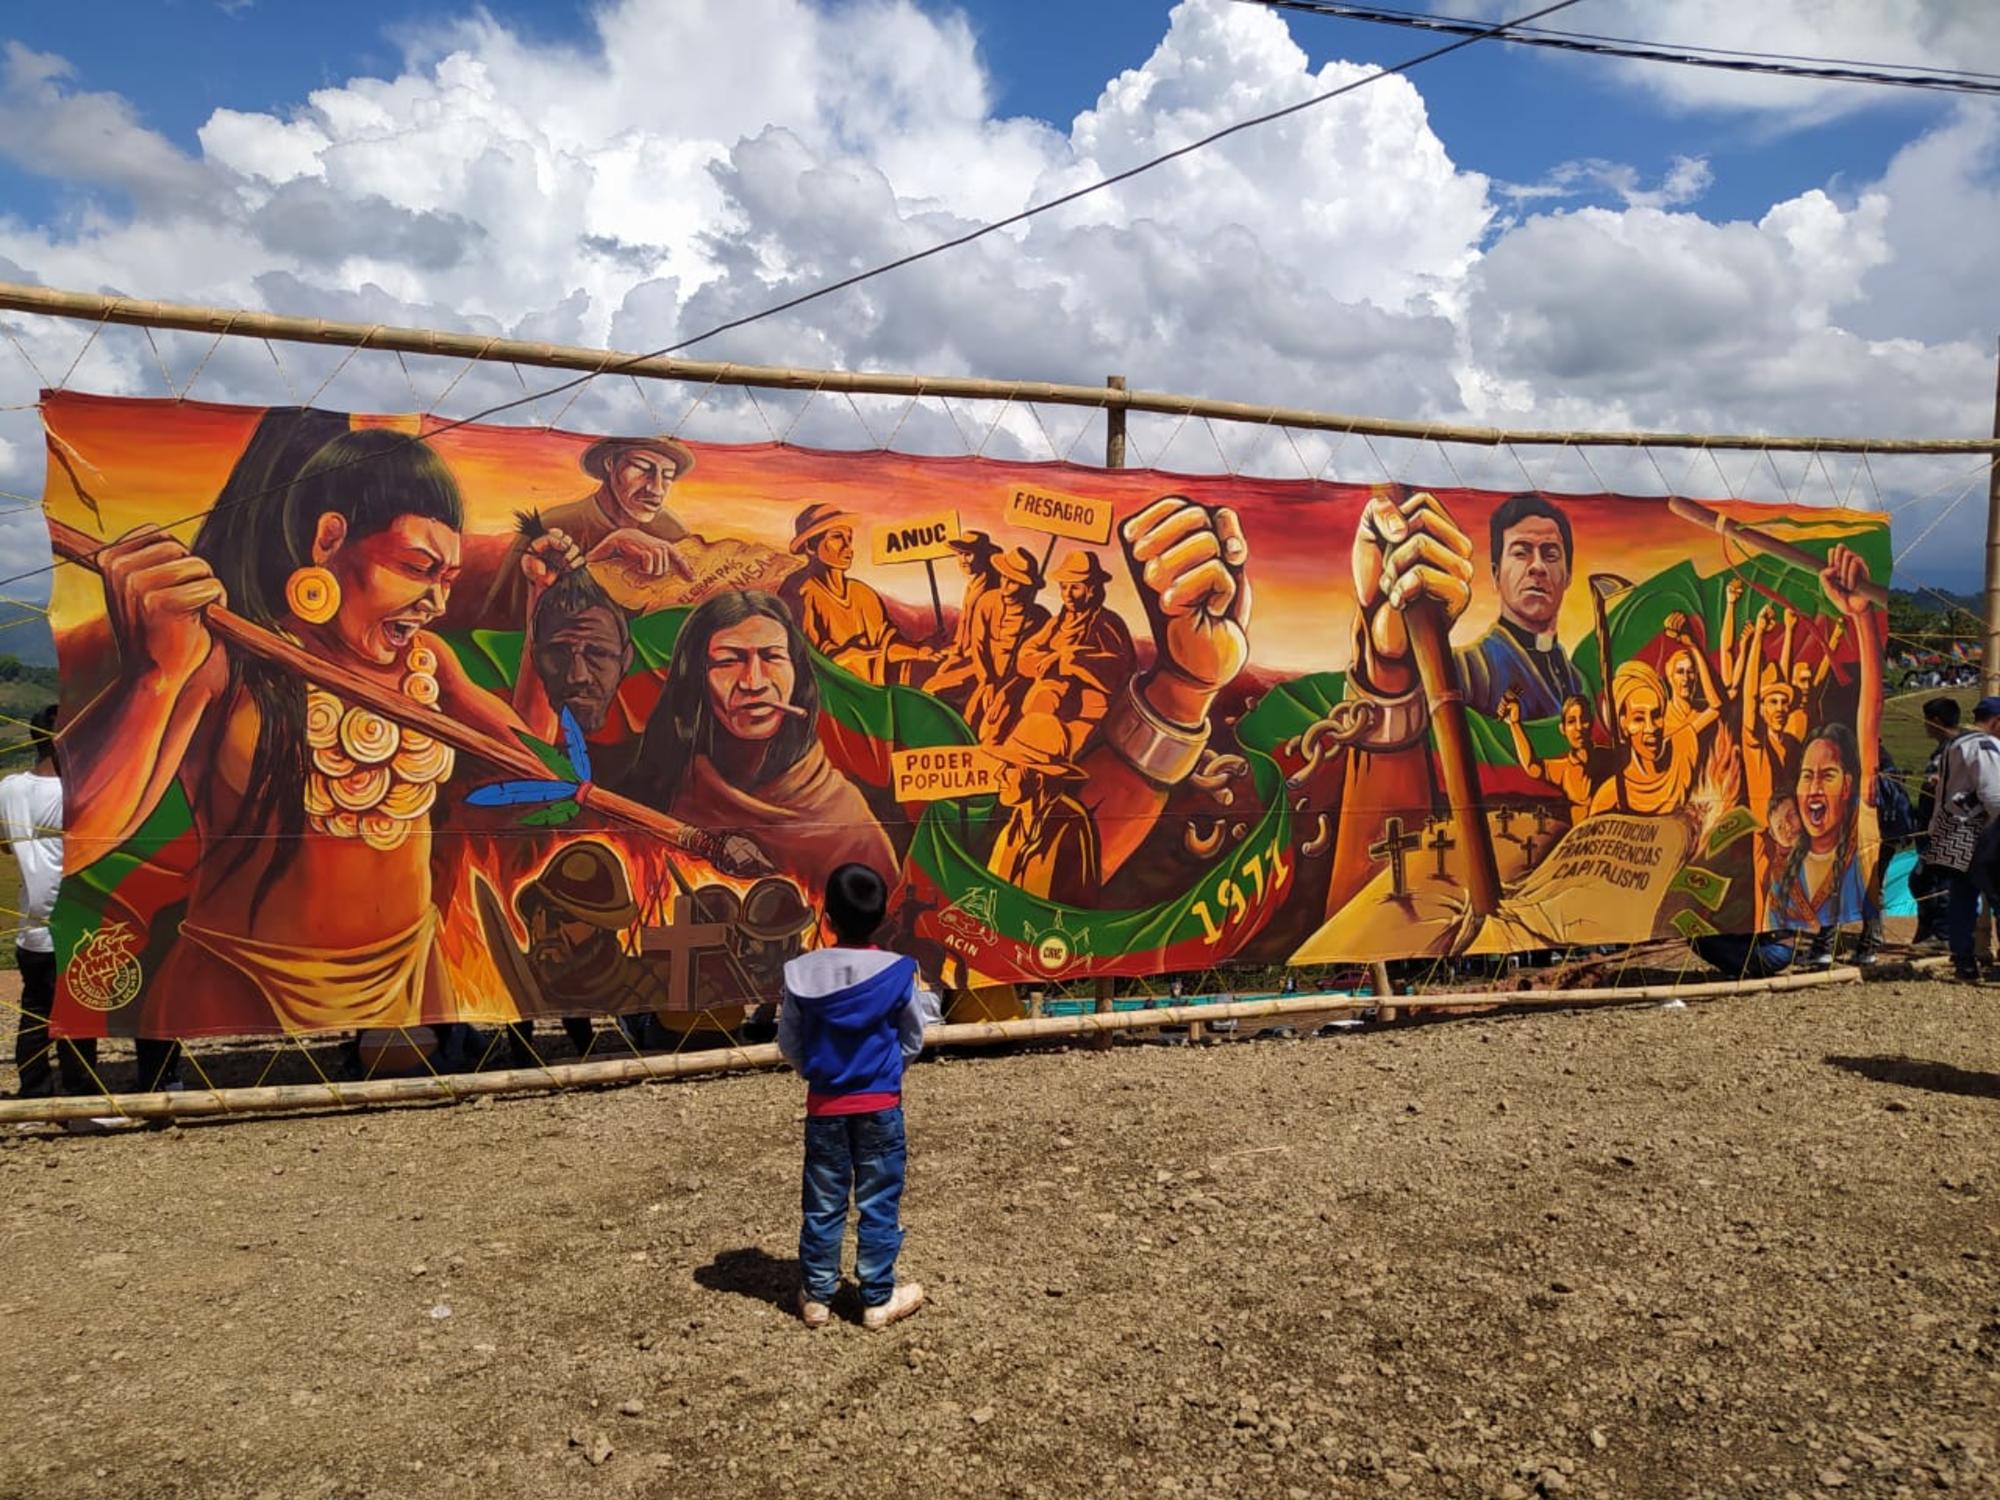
[797,1291,831,1329]
[862,1283,925,1330]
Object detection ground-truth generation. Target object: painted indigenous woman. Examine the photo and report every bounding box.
[1588,660,1702,816]
[62,414,530,1036]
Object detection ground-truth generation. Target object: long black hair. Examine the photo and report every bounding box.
[1770,721,1861,923]
[190,418,464,919]
[625,590,820,813]
[518,510,629,646]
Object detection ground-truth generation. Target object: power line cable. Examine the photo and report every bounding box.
[1302,0,2000,80]
[1239,1,2000,97]
[0,0,1585,598]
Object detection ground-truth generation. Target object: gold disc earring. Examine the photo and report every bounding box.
[286,566,341,625]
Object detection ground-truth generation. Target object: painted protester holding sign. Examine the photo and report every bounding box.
[781,503,936,686]
[1015,551,1136,755]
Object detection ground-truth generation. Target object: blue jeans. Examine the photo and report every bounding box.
[1692,932,1799,980]
[799,1106,906,1308]
[1944,868,1983,972]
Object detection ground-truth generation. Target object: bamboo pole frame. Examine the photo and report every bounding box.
[1668,495,1890,607]
[3,279,1998,455]
[0,960,1909,1125]
[1984,335,2000,694]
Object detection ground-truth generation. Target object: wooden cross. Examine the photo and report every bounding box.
[1531,804,1555,838]
[1492,806,1519,839]
[639,894,734,1011]
[1425,820,1455,879]
[1367,816,1422,900]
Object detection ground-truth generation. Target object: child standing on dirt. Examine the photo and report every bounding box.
[777,863,939,1329]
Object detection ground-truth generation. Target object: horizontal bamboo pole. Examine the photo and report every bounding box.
[0,962,1876,1125]
[1668,495,1890,607]
[3,279,1996,456]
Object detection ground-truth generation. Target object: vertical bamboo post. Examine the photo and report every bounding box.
[1404,601,1503,916]
[1106,374,1127,468]
[1097,375,1129,1049]
[1985,337,2000,696]
[1370,961,1398,1024]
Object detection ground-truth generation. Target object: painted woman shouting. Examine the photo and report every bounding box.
[1764,544,1883,933]
[61,415,530,1037]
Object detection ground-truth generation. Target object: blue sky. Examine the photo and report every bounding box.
[1,0,1946,226]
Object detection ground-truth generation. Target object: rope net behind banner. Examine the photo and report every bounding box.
[0,292,1984,1125]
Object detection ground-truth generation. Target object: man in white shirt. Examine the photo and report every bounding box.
[1,704,96,1097]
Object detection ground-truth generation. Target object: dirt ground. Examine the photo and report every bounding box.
[1,974,1996,1500]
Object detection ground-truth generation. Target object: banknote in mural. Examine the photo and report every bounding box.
[37,394,1890,1041]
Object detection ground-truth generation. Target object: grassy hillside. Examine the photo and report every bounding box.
[0,601,55,668]
[0,656,58,773]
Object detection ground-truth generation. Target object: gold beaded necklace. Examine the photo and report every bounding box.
[302,643,457,851]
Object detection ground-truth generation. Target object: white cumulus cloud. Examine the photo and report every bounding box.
[0,0,1992,594]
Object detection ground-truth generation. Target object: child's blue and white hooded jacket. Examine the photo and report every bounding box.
[777,949,941,1115]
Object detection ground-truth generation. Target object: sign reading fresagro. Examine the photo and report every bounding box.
[871,509,963,566]
[1003,485,1114,544]
[891,745,1001,802]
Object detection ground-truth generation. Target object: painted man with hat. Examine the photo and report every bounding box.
[469,433,699,629]
[1016,549,1136,754]
[779,502,936,685]
[964,545,1052,743]
[926,529,1003,706]
[987,711,1101,907]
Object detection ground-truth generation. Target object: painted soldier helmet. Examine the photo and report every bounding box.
[688,883,743,929]
[738,878,816,942]
[524,840,639,930]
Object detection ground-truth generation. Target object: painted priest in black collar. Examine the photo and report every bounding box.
[1454,493,1587,721]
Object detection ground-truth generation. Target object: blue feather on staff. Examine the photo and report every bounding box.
[465,705,590,821]
[559,706,593,784]
[465,780,578,807]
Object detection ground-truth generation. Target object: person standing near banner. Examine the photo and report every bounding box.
[1925,695,2000,983]
[2,704,98,1099]
[1909,697,1961,946]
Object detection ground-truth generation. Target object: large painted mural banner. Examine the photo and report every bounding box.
[39,394,1890,1041]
